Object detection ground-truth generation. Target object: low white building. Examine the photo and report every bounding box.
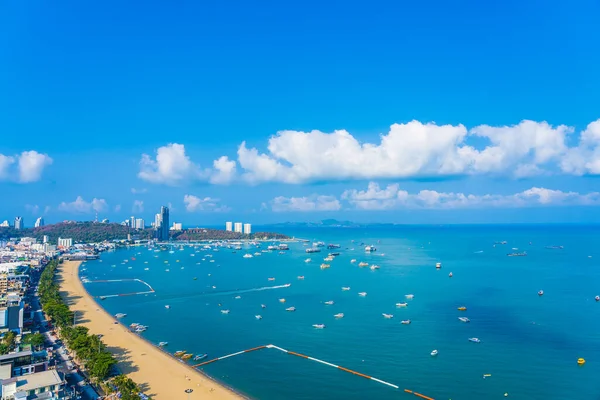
[0,369,64,399]
[57,238,72,248]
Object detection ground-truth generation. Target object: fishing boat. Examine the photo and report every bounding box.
[174,351,186,357]
[297,276,305,280]
[181,353,193,360]
[401,320,411,325]
[538,290,544,296]
[370,265,380,270]
[221,309,230,314]
[458,306,467,311]
[405,294,415,299]
[382,313,394,319]
[255,315,262,320]
[159,342,168,347]
[328,252,340,257]
[115,313,127,318]
[194,354,208,361]
[334,313,344,318]
[358,292,367,297]
[358,262,369,267]
[323,300,334,305]
[396,302,408,307]
[431,350,438,356]
[458,317,470,323]
[468,338,481,343]
[285,306,296,312]
[341,287,351,291]
[312,324,326,329]
[327,244,341,249]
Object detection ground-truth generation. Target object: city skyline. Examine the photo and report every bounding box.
[2,1,600,224]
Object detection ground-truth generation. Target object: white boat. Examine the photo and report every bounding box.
[405,294,415,299]
[304,258,312,263]
[320,263,330,269]
[435,262,441,269]
[458,317,470,323]
[254,252,261,256]
[323,256,334,262]
[370,265,380,270]
[165,305,170,309]
[401,319,411,325]
[396,302,408,307]
[194,354,208,361]
[261,304,267,308]
[243,254,253,258]
[312,324,326,329]
[285,307,296,312]
[358,292,367,297]
[596,296,600,302]
[283,283,291,287]
[341,287,351,291]
[431,349,438,356]
[365,245,376,252]
[382,313,394,319]
[297,276,305,280]
[323,300,334,305]
[334,313,344,318]
[234,296,241,299]
[449,272,453,277]
[221,309,230,314]
[255,315,262,320]
[358,262,369,267]
[538,290,544,296]
[268,277,275,281]
[115,313,127,318]
[468,337,481,343]
[158,342,168,347]
[279,298,286,303]
[350,259,357,263]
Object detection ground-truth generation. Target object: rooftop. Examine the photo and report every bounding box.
[2,369,64,392]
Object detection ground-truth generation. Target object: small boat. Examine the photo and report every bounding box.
[396,302,408,307]
[334,313,344,318]
[405,294,415,299]
[279,298,286,303]
[144,268,149,271]
[370,265,380,270]
[158,342,168,347]
[595,296,600,302]
[261,304,267,308]
[115,313,127,318]
[285,307,296,312]
[268,277,275,281]
[320,263,330,269]
[304,258,312,263]
[221,309,230,314]
[283,283,291,288]
[323,300,334,305]
[350,259,357,263]
[328,252,340,257]
[194,354,208,361]
[449,272,453,278]
[165,305,170,309]
[234,296,241,299]
[255,315,262,320]
[365,245,376,252]
[297,276,305,280]
[323,256,334,262]
[458,317,470,323]
[243,254,253,258]
[358,262,369,267]
[382,313,394,319]
[401,319,411,325]
[193,277,197,280]
[312,324,326,329]
[435,262,441,269]
[577,358,586,365]
[458,306,467,311]
[174,350,186,357]
[507,251,527,257]
[431,350,438,356]
[468,338,481,343]
[341,287,351,291]
[181,353,193,360]
[538,290,544,296]
[358,292,367,297]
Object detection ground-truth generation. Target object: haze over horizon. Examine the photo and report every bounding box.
[2,1,600,225]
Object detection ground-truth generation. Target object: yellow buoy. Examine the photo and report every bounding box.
[577,358,585,365]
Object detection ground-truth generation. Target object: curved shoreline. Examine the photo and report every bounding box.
[58,260,246,400]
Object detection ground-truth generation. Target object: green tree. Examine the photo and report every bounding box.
[22,333,45,349]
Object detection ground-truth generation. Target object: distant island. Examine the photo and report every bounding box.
[0,221,289,243]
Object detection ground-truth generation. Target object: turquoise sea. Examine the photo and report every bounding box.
[80,225,600,399]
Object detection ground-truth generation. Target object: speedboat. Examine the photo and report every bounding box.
[436,262,441,269]
[458,306,467,311]
[194,354,208,361]
[255,315,262,320]
[458,317,470,323]
[174,350,186,357]
[312,324,326,329]
[596,296,600,302]
[401,319,411,325]
[405,294,415,299]
[297,276,305,280]
[261,304,267,308]
[358,292,367,297]
[158,342,168,347]
[334,313,344,318]
[285,307,296,312]
[468,338,481,343]
[165,305,170,309]
[538,290,544,296]
[370,265,380,270]
[221,309,230,314]
[396,302,408,307]
[304,258,312,263]
[283,283,291,287]
[350,259,357,263]
[382,313,394,319]
[268,277,275,281]
[431,350,438,356]
[324,300,334,305]
[115,313,127,318]
[341,287,351,291]
[181,353,193,360]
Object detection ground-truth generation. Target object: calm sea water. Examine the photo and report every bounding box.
[81,225,600,399]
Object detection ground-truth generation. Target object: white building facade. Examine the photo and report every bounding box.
[57,238,73,248]
[234,222,242,233]
[225,222,233,231]
[243,223,251,234]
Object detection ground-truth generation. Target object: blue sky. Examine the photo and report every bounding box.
[1,0,600,226]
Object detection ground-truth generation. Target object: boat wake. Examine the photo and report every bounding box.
[150,284,292,302]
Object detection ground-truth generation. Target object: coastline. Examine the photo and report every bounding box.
[57,260,245,400]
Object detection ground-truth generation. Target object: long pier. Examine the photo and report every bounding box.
[192,344,435,399]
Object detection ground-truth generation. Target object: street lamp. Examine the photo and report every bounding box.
[185,388,193,400]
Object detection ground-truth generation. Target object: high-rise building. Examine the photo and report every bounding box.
[130,216,136,229]
[34,217,44,228]
[42,235,49,244]
[155,206,170,241]
[243,223,252,235]
[57,237,73,248]
[234,222,243,233]
[14,217,23,230]
[171,222,182,231]
[225,222,233,231]
[135,218,145,230]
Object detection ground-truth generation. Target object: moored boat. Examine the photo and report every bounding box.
[174,350,186,357]
[285,306,296,312]
[334,313,344,318]
[396,302,408,307]
[221,309,230,314]
[158,341,168,347]
[431,349,438,356]
[436,262,441,269]
[358,292,367,297]
[323,300,334,305]
[458,306,467,311]
[382,313,394,319]
[181,353,193,360]
[341,287,351,291]
[194,354,208,361]
[458,317,470,323]
[297,276,305,280]
[468,337,481,343]
[401,319,411,324]
[538,290,544,296]
[312,324,326,329]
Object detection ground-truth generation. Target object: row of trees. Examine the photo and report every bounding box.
[38,259,144,398]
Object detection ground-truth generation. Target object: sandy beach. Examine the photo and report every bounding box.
[57,260,243,400]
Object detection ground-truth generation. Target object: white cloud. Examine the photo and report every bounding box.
[58,196,108,214]
[0,151,53,182]
[341,182,600,210]
[131,188,148,194]
[183,195,230,212]
[270,195,341,212]
[138,143,206,185]
[132,200,144,213]
[210,156,237,184]
[114,204,122,212]
[25,204,40,215]
[560,120,600,175]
